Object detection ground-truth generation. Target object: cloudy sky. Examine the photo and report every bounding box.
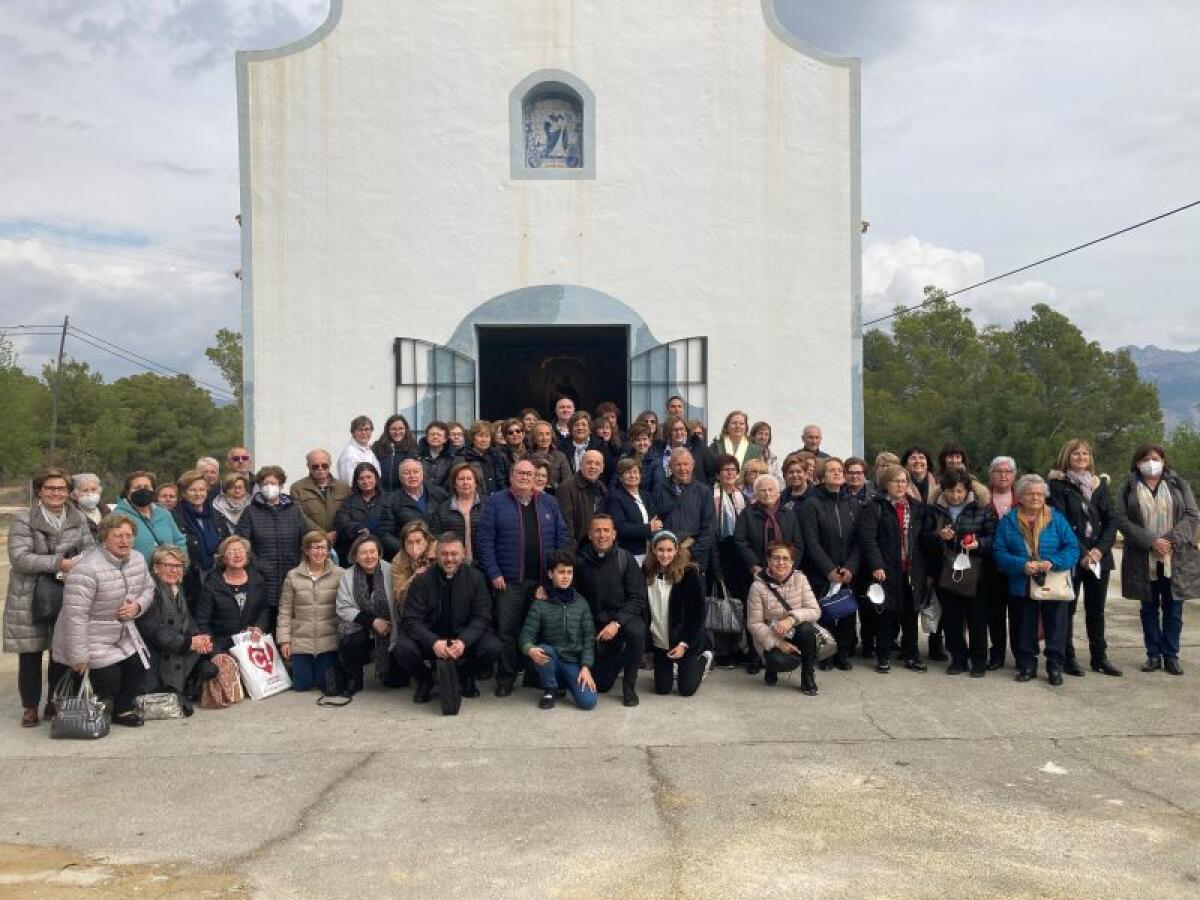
[2,0,1197,396]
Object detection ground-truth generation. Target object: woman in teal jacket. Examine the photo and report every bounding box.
[993,474,1080,686]
[113,470,187,564]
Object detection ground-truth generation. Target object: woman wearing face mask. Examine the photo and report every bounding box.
[172,470,224,603]
[1047,439,1122,677]
[643,532,707,697]
[335,535,396,694]
[372,414,418,494]
[212,473,252,536]
[236,466,305,627]
[1113,444,1199,676]
[113,470,187,564]
[5,468,95,727]
[70,473,110,539]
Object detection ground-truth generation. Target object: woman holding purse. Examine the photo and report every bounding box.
[5,468,94,727]
[993,474,1080,686]
[931,471,995,677]
[746,542,821,695]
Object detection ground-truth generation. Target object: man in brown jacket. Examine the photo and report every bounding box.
[291,449,351,546]
[556,450,608,550]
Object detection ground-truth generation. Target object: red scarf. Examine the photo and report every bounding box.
[892,499,910,572]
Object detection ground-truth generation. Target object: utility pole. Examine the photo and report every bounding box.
[49,315,68,453]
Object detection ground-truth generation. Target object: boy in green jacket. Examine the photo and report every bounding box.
[519,550,598,710]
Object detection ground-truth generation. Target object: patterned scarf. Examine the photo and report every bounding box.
[1135,479,1174,580]
[1067,469,1095,501]
[891,499,910,571]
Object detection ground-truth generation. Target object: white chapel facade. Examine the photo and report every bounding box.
[237,0,861,467]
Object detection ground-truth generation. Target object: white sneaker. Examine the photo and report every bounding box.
[701,650,714,680]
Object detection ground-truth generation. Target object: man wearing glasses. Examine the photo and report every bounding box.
[226,446,255,484]
[476,460,569,697]
[292,449,351,548]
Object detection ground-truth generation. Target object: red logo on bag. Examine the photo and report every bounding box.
[248,642,275,674]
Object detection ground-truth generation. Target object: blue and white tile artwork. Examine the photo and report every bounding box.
[525,96,583,169]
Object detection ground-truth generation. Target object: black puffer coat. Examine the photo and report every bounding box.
[797,488,861,595]
[235,494,305,607]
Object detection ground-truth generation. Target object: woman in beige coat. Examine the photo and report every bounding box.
[4,468,94,727]
[746,542,821,695]
[277,531,344,691]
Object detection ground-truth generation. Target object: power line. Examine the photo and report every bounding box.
[862,199,1200,327]
[68,325,235,400]
[65,330,236,402]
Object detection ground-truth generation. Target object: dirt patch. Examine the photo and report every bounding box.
[0,845,247,899]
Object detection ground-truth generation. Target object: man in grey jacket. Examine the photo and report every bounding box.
[651,449,715,571]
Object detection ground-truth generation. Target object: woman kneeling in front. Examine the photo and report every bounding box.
[746,542,821,695]
[643,531,707,697]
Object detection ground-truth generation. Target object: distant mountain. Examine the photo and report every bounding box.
[1123,345,1200,432]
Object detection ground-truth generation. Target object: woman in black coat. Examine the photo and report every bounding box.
[334,462,387,562]
[235,466,305,625]
[372,414,419,494]
[603,458,663,559]
[643,532,707,697]
[140,545,213,698]
[857,465,938,673]
[194,536,271,654]
[429,462,485,561]
[1046,439,1122,676]
[797,458,860,670]
[455,422,508,495]
[173,470,227,606]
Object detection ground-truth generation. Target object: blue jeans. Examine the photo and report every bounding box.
[291,651,338,692]
[532,645,597,710]
[1141,578,1184,660]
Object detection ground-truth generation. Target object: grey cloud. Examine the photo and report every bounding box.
[14,111,93,131]
[142,159,216,177]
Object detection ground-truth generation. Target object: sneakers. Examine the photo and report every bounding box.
[701,650,714,679]
[538,692,556,710]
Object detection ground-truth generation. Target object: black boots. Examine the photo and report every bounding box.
[799,668,818,695]
[927,634,948,662]
[1091,658,1123,677]
[1062,658,1086,677]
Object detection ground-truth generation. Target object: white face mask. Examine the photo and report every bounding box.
[76,492,101,511]
[261,484,282,500]
[1138,459,1163,478]
[867,583,885,605]
[952,551,972,572]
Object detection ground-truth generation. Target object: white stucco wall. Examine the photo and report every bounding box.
[238,0,861,475]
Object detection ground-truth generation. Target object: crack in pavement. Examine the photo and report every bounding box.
[644,745,685,899]
[231,750,378,866]
[856,681,897,740]
[1048,737,1200,821]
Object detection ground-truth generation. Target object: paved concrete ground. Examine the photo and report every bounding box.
[1,551,1197,899]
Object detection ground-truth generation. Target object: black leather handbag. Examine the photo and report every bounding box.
[31,573,65,624]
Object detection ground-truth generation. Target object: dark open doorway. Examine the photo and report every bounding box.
[477,325,629,425]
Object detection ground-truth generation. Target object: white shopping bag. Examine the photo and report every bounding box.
[228,632,292,700]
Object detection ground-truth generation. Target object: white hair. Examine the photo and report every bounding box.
[72,473,100,490]
[1013,473,1047,500]
[752,474,779,497]
[195,456,219,469]
[988,456,1017,475]
[669,447,694,465]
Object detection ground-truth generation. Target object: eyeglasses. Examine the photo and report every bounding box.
[768,555,792,563]
[229,455,250,462]
[156,563,185,571]
[42,485,69,492]
[507,428,524,435]
[309,463,330,469]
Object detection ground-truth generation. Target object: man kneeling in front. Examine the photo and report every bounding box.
[393,533,500,713]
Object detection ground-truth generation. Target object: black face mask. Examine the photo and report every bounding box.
[129,488,155,507]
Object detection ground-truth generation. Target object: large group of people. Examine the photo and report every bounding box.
[4,395,1197,726]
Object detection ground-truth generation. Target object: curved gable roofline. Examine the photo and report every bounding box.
[760,0,860,70]
[236,0,343,65]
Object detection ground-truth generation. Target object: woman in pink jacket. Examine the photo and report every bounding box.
[746,542,821,695]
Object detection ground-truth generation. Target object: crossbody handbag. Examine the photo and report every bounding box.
[763,580,837,662]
